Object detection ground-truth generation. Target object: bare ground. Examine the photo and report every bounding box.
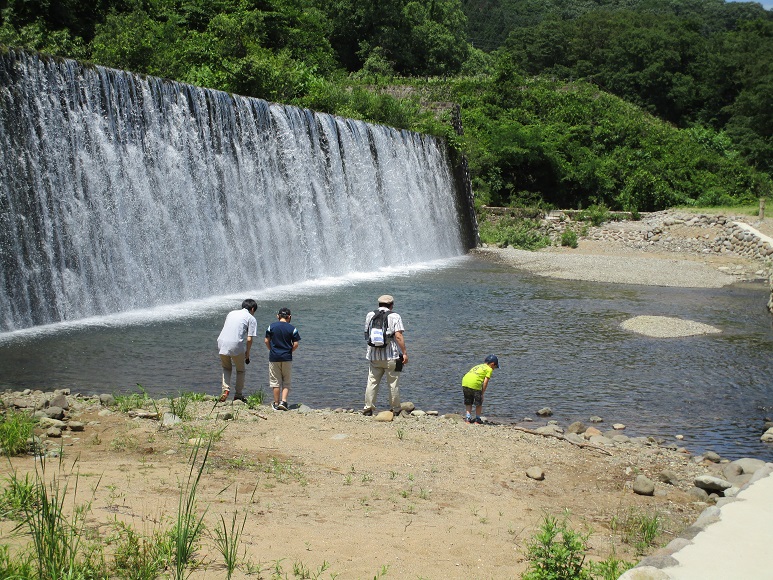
[1,394,713,580]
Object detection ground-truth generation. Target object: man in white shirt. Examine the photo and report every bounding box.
[363,294,408,416]
[217,298,258,402]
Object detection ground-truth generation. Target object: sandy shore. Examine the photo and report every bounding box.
[0,395,712,579]
[1,212,770,578]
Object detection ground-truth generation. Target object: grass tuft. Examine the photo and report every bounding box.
[0,408,36,456]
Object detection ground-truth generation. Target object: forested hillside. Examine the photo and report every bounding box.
[1,0,771,213]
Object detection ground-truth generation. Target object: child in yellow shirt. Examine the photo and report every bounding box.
[461,355,499,424]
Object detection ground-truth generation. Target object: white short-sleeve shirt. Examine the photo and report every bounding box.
[365,308,405,361]
[217,308,258,356]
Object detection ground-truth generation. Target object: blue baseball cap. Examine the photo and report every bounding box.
[484,354,499,368]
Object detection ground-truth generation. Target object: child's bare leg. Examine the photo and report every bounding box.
[273,387,281,405]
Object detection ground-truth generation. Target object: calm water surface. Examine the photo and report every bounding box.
[2,256,772,460]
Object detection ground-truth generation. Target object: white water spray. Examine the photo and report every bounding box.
[0,50,467,331]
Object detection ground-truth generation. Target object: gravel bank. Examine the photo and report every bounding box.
[474,246,738,288]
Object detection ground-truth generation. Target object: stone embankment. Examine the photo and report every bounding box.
[542,210,773,312]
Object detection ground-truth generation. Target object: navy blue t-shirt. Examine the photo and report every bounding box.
[266,321,301,362]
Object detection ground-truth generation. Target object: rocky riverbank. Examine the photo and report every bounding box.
[478,209,773,307]
[1,386,771,578]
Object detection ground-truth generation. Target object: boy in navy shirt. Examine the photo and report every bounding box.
[265,307,301,411]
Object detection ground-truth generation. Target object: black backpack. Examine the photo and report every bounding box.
[366,309,392,348]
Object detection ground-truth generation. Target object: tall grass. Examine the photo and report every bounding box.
[0,408,36,456]
[613,508,662,554]
[113,384,158,414]
[478,216,551,250]
[109,521,173,580]
[522,513,591,580]
[0,470,36,520]
[13,456,102,580]
[169,392,194,421]
[214,483,258,579]
[173,437,212,579]
[246,389,266,408]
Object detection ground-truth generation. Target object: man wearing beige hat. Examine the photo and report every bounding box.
[362,294,408,416]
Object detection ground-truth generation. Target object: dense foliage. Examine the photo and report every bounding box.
[1,0,771,212]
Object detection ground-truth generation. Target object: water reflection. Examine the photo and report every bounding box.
[1,256,771,460]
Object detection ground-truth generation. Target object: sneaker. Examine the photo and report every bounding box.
[278,401,288,411]
[362,408,373,416]
[218,389,230,403]
[473,417,483,424]
[233,395,247,403]
[272,402,281,411]
[465,415,472,423]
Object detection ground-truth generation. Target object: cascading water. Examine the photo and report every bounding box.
[0,50,471,332]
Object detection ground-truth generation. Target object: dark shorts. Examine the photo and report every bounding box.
[463,386,483,406]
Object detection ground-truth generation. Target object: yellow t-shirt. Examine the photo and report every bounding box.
[461,364,492,391]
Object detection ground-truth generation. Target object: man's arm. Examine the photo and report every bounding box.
[394,330,407,364]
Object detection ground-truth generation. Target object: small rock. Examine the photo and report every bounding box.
[43,406,65,420]
[589,416,603,423]
[613,423,626,430]
[535,425,563,436]
[567,421,586,434]
[564,433,586,445]
[46,427,62,438]
[588,434,613,446]
[99,394,115,407]
[584,426,602,438]
[67,421,85,432]
[704,451,721,463]
[526,467,545,481]
[694,475,733,491]
[38,417,66,429]
[374,411,394,422]
[48,393,69,410]
[536,407,553,417]
[658,470,679,485]
[128,410,158,419]
[633,475,655,496]
[216,412,234,421]
[722,463,743,479]
[162,412,182,426]
[687,486,711,502]
[762,428,773,443]
[731,458,767,474]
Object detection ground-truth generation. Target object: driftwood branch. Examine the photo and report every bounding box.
[508,425,613,456]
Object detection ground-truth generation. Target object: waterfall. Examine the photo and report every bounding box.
[0,50,470,332]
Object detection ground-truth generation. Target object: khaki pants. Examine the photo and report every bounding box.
[220,353,246,397]
[364,359,401,412]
